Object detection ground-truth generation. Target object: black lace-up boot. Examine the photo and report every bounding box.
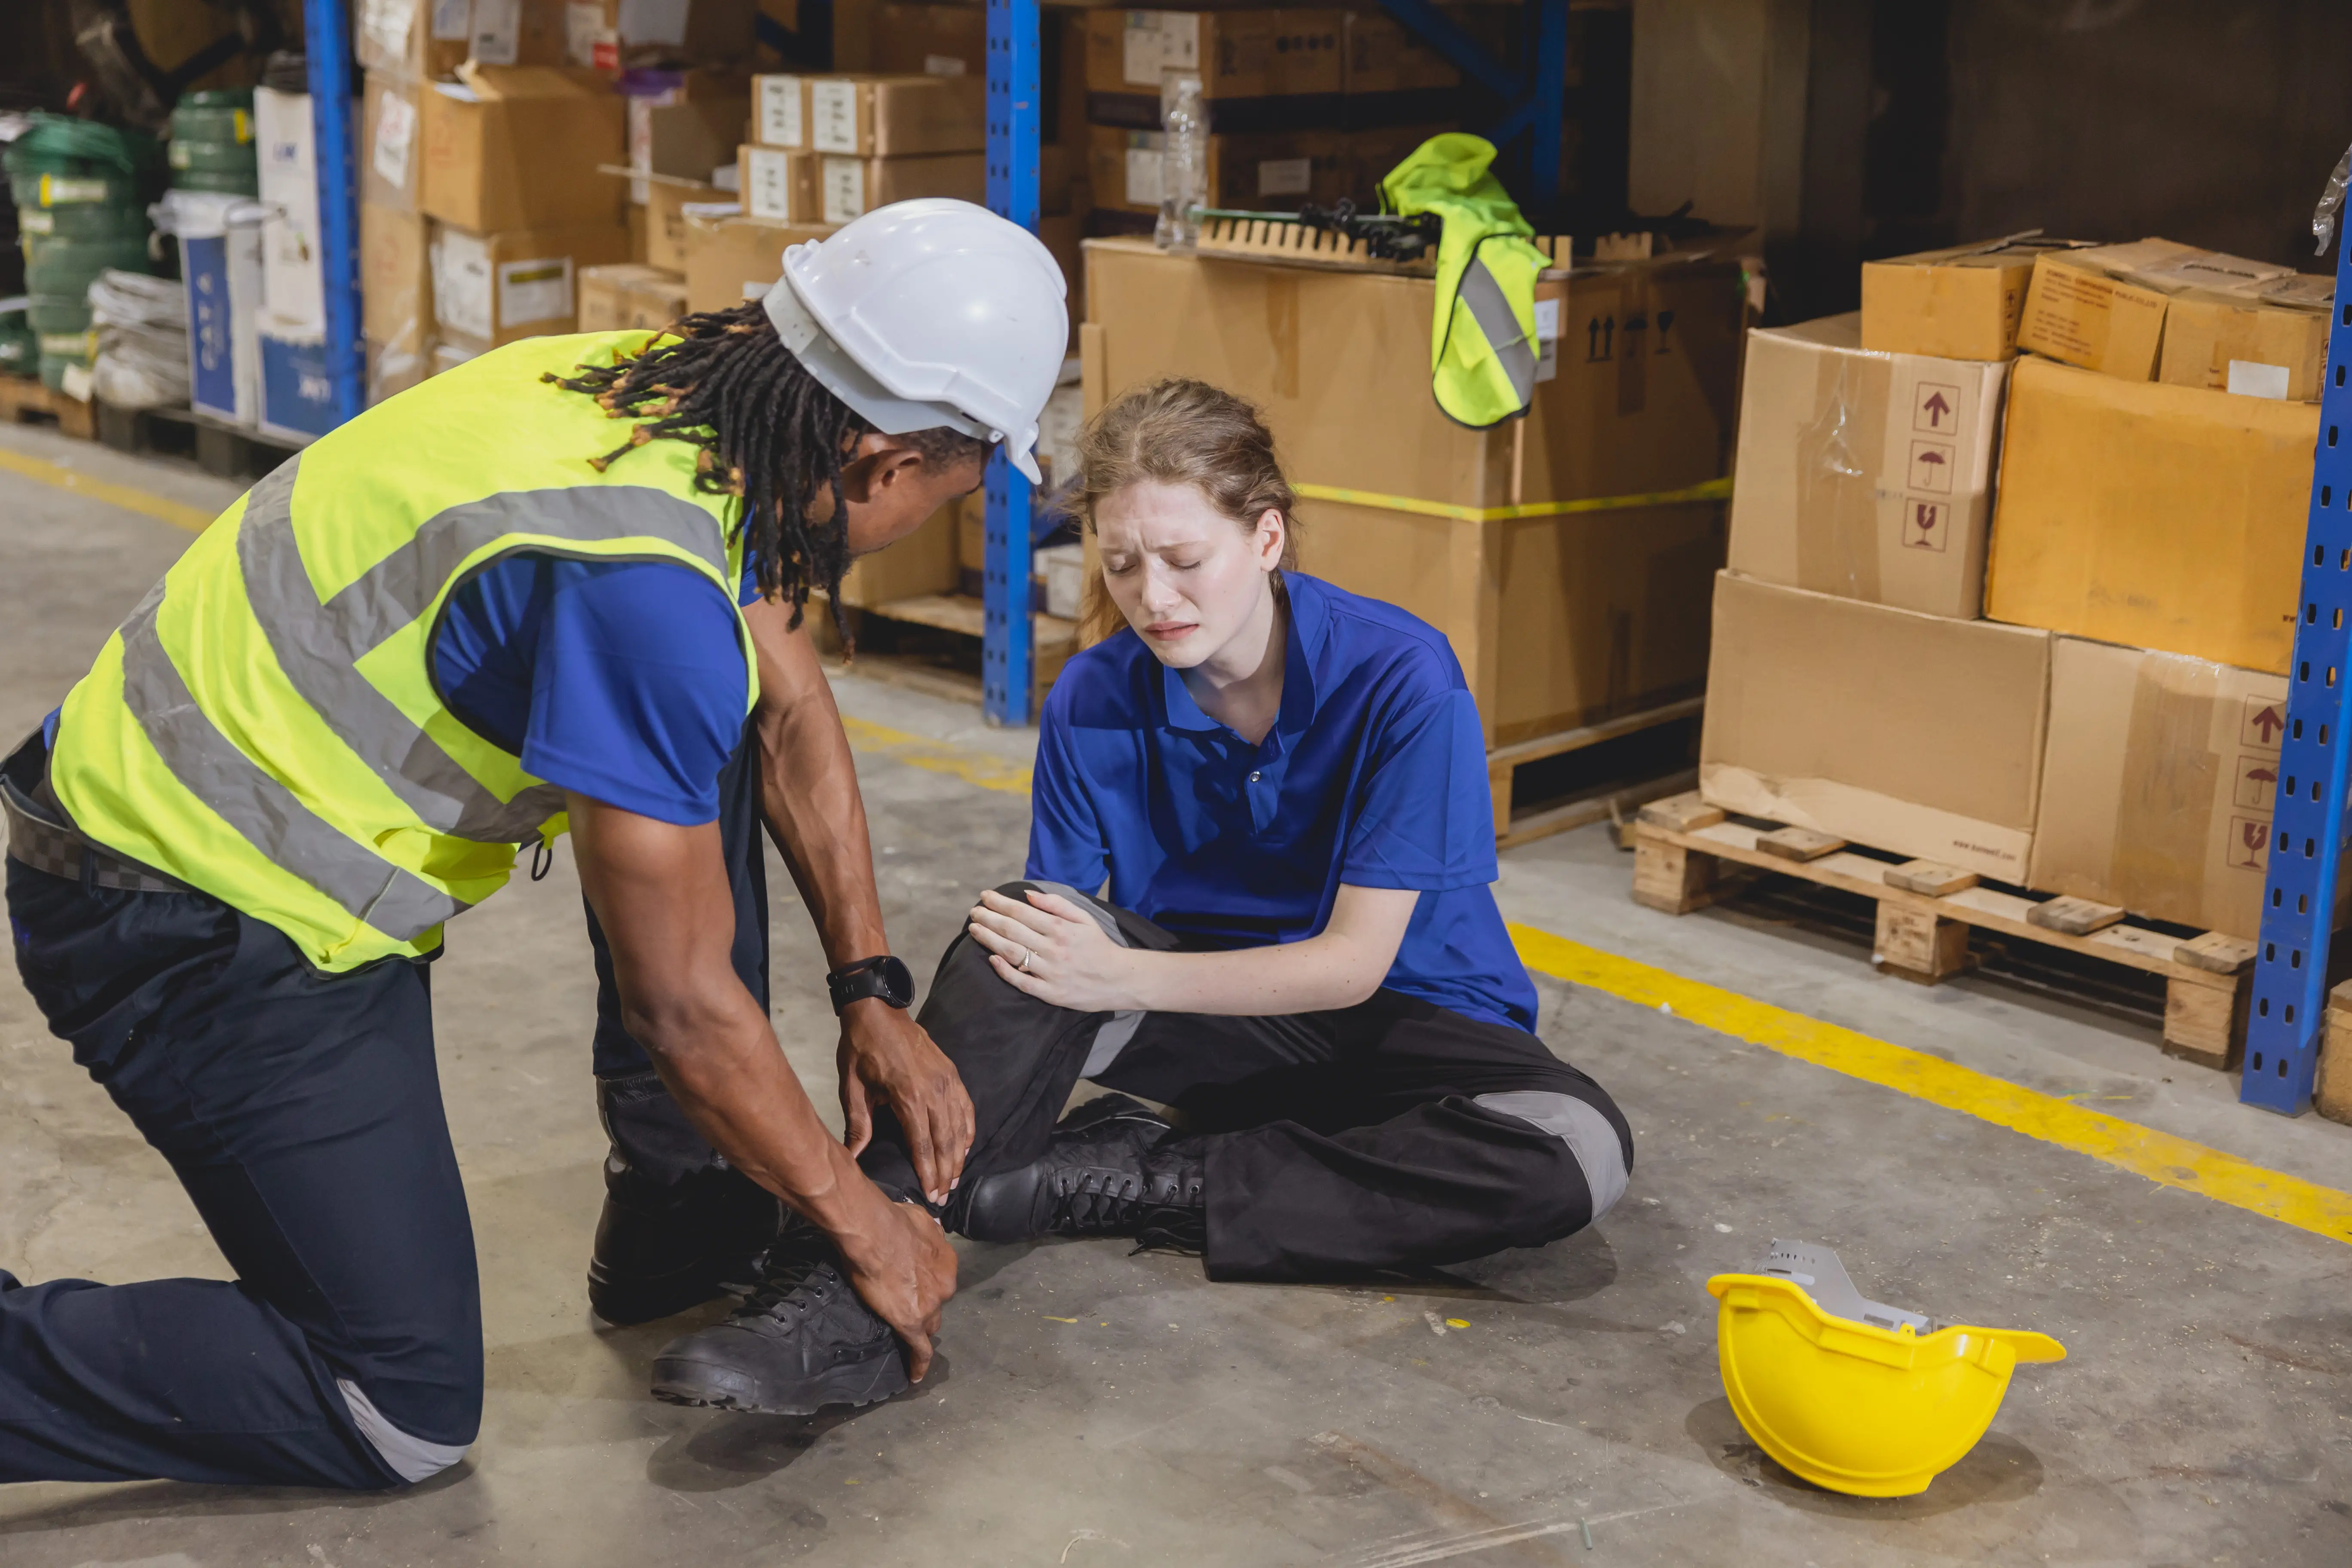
[961,1093,1209,1247]
[588,1071,783,1326]
[648,1225,909,1415]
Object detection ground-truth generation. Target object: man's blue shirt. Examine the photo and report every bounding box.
[1025,571,1538,1031]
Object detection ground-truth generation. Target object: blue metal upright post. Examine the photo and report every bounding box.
[1377,0,1569,212]
[303,0,364,427]
[982,0,1041,726]
[2241,222,2352,1115]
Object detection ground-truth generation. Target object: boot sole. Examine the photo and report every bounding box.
[649,1341,910,1416]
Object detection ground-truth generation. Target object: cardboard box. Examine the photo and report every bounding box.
[355,0,472,79]
[256,86,325,333]
[765,74,988,157]
[429,219,632,348]
[1085,9,1345,132]
[645,176,727,272]
[1700,571,2052,881]
[1088,124,1347,215]
[561,0,759,69]
[626,76,749,202]
[577,261,688,331]
[1347,121,1451,203]
[2029,637,2303,940]
[1984,355,2320,674]
[1859,237,2092,361]
[682,212,831,313]
[872,3,987,79]
[740,144,816,223]
[2015,251,2172,380]
[1727,312,2008,620]
[2157,289,2328,402]
[469,0,575,67]
[1085,236,1743,744]
[367,333,431,404]
[1341,9,1458,126]
[361,202,432,355]
[836,499,961,607]
[362,74,425,212]
[751,72,808,147]
[420,66,625,233]
[812,152,983,225]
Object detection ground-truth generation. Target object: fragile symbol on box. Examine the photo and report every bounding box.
[1915,381,1961,434]
[2241,698,2286,750]
[1902,498,1948,553]
[2235,755,2279,810]
[2227,815,2269,872]
[1906,440,1955,494]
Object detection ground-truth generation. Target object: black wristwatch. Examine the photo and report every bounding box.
[827,954,914,1014]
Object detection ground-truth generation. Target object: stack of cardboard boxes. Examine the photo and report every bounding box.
[1082,8,1461,232]
[1704,234,2334,941]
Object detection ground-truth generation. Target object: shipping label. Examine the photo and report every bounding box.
[1532,297,1559,384]
[374,89,417,190]
[757,77,804,147]
[1123,12,1202,86]
[810,80,859,153]
[430,0,472,41]
[1256,157,1310,198]
[470,0,521,64]
[432,230,493,340]
[360,0,420,57]
[744,147,793,222]
[567,2,616,66]
[821,158,866,224]
[498,257,574,328]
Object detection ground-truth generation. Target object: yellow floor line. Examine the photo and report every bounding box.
[837,714,1034,797]
[1509,922,2352,1247]
[0,447,218,535]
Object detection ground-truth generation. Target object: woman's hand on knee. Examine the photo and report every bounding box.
[966,888,1144,1013]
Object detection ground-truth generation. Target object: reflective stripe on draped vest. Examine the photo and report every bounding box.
[49,331,756,972]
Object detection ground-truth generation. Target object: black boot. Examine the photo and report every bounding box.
[649,1228,910,1415]
[961,1093,1209,1245]
[588,1071,784,1326]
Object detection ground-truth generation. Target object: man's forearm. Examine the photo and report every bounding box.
[755,656,891,967]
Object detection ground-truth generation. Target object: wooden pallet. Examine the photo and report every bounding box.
[1629,792,2257,1069]
[1488,695,1703,848]
[0,376,95,440]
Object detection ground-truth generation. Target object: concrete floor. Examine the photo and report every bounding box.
[2,421,2349,1567]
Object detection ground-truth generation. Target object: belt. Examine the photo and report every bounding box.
[1,756,192,895]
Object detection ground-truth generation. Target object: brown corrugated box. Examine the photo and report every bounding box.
[2015,251,2172,380]
[354,0,471,79]
[1984,355,2318,674]
[740,144,817,224]
[420,67,625,233]
[757,74,988,157]
[811,152,985,225]
[561,0,759,70]
[362,201,432,404]
[361,73,424,212]
[1701,571,2052,882]
[1340,9,1458,126]
[1088,125,1348,216]
[681,212,833,314]
[2016,238,2332,396]
[1859,237,2092,361]
[2029,637,2305,940]
[1727,313,2009,620]
[1084,9,1345,131]
[644,177,727,273]
[577,263,688,332]
[429,218,632,349]
[625,76,748,202]
[837,503,962,607]
[872,3,987,77]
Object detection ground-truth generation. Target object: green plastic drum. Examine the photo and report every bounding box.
[14,199,151,242]
[24,233,156,296]
[169,138,259,176]
[25,294,94,335]
[170,168,262,196]
[170,90,256,150]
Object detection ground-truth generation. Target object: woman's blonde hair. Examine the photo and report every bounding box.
[1067,378,1301,646]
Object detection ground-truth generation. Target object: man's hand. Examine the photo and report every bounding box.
[837,1000,974,1206]
[834,1195,958,1381]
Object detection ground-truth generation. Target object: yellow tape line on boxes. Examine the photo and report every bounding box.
[1291,475,1733,525]
[1507,922,2352,1247]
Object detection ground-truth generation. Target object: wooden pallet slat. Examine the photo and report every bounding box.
[1631,808,2254,1070]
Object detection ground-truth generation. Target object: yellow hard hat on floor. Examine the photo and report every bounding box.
[1706,1241,2064,1498]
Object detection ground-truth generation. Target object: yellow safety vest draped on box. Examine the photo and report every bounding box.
[49,331,757,973]
[1377,133,1550,429]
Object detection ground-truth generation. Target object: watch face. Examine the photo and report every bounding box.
[876,955,915,1007]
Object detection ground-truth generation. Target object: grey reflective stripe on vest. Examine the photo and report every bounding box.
[235,456,732,844]
[1456,254,1537,413]
[1029,879,1146,1077]
[1474,1090,1629,1222]
[118,585,472,941]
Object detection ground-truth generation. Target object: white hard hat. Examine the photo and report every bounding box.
[763,199,1067,484]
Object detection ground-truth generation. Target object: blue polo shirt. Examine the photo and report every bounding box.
[1026,572,1537,1031]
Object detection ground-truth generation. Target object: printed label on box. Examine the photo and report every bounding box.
[924,54,967,76]
[744,147,793,221]
[1906,440,1955,495]
[821,158,866,224]
[2227,359,2291,401]
[498,256,573,328]
[2235,755,2280,811]
[2242,697,2287,750]
[1124,144,1164,207]
[757,77,803,147]
[1532,297,1559,384]
[1903,498,1949,552]
[431,0,472,41]
[1123,12,1202,86]
[432,229,493,340]
[619,0,689,47]
[1914,380,1961,435]
[361,0,420,59]
[810,80,859,153]
[1256,157,1311,197]
[566,2,612,65]
[471,0,520,64]
[373,90,416,189]
[2227,815,2270,872]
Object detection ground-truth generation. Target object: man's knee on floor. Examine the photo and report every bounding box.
[1473,1090,1632,1237]
[337,1375,477,1485]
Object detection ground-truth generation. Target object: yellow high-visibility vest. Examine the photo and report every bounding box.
[50,331,757,972]
[1380,133,1552,429]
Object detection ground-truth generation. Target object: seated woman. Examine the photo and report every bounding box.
[658,379,1632,1411]
[938,377,1627,1270]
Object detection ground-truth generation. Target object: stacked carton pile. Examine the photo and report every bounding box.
[1704,234,2335,941]
[1081,8,1462,232]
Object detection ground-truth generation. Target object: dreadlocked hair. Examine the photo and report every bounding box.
[544,300,986,635]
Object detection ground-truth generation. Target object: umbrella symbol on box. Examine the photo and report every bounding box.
[1908,441,1955,494]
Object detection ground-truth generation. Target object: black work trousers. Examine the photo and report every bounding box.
[865,884,1635,1281]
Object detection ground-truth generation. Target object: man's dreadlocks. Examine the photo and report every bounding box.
[545,300,985,630]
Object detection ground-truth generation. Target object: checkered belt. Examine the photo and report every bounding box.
[2,774,191,894]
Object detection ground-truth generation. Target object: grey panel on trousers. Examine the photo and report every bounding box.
[1474,1090,1629,1221]
[1027,879,1145,1078]
[337,1378,471,1483]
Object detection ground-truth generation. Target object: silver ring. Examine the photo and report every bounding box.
[1018,946,1036,972]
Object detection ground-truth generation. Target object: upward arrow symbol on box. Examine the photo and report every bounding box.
[1921,390,1951,426]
